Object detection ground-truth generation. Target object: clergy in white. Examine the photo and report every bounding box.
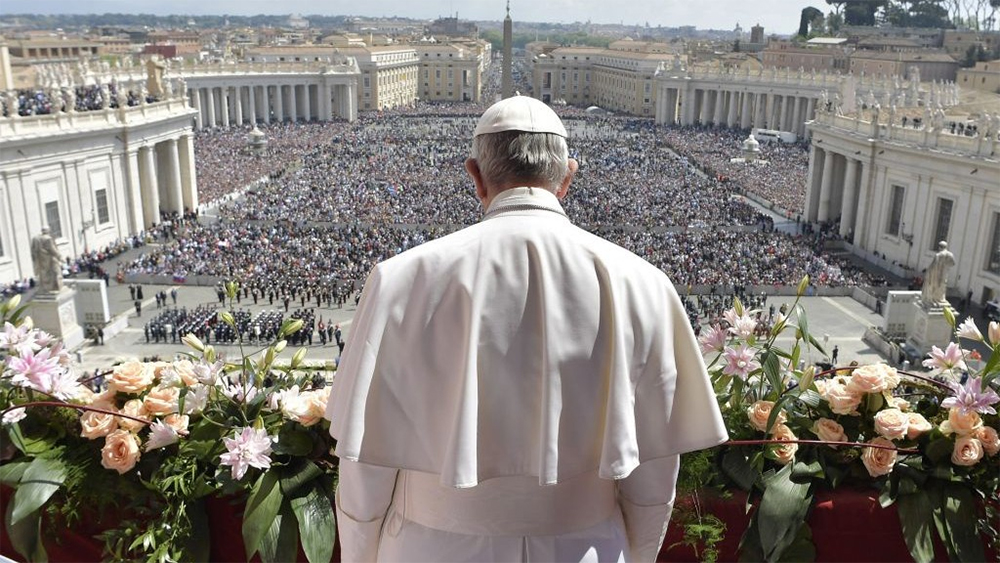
[326,95,728,562]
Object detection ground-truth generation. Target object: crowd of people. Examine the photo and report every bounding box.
[109,97,898,335]
[3,83,157,117]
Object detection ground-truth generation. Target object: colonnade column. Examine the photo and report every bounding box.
[275,84,285,122]
[139,145,160,228]
[248,85,257,124]
[853,162,870,246]
[713,89,725,126]
[776,96,787,131]
[234,86,244,125]
[178,134,199,213]
[303,84,312,122]
[839,158,859,238]
[165,138,184,214]
[817,150,835,222]
[321,83,332,121]
[220,89,230,127]
[740,92,752,129]
[206,87,217,128]
[124,149,144,233]
[805,98,817,138]
[727,91,738,127]
[289,84,298,122]
[754,94,766,129]
[264,86,272,124]
[191,89,202,130]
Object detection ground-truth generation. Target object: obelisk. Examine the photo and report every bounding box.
[501,1,513,99]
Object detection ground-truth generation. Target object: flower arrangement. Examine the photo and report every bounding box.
[0,283,338,563]
[675,277,999,562]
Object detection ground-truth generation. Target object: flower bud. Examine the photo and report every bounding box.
[220,311,235,328]
[733,297,745,317]
[225,281,239,300]
[22,316,34,330]
[989,321,1000,347]
[281,319,304,337]
[181,333,205,352]
[942,306,956,329]
[797,275,810,297]
[273,340,287,354]
[4,294,21,312]
[799,365,815,392]
[291,347,307,368]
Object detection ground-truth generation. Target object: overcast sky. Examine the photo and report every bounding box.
[3,1,814,35]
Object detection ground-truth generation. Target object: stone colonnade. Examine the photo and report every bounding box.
[126,133,198,229]
[656,83,818,138]
[187,80,357,129]
[804,145,867,242]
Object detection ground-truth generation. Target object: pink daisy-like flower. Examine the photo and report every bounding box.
[219,427,273,481]
[922,342,967,372]
[0,322,38,355]
[942,377,1000,415]
[698,325,728,355]
[145,420,181,452]
[723,344,760,380]
[7,348,62,389]
[723,309,757,339]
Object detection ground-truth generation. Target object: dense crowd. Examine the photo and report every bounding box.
[659,126,810,216]
[124,110,889,310]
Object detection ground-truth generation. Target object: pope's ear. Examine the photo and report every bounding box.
[466,158,487,201]
[556,158,578,200]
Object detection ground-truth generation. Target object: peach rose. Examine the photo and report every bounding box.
[108,361,154,394]
[822,382,863,415]
[862,437,897,477]
[283,389,328,427]
[79,410,118,440]
[89,388,118,409]
[873,408,910,440]
[906,413,933,440]
[940,408,983,436]
[101,429,141,474]
[973,426,1000,456]
[143,386,179,417]
[811,418,847,446]
[747,400,787,433]
[171,360,200,386]
[951,436,984,466]
[118,399,149,432]
[890,397,911,412]
[847,364,898,395]
[770,424,798,465]
[163,414,190,436]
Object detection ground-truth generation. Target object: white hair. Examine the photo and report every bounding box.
[471,131,569,190]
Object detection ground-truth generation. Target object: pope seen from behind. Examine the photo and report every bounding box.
[325,95,729,562]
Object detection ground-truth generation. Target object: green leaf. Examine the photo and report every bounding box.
[11,457,66,525]
[243,470,284,558]
[184,498,211,563]
[259,501,299,563]
[762,351,783,401]
[7,424,56,456]
[758,464,812,561]
[797,389,822,408]
[291,485,336,563]
[722,448,758,490]
[943,483,986,562]
[280,460,324,497]
[925,438,954,466]
[0,460,29,485]
[897,491,935,563]
[4,502,47,563]
[274,429,315,458]
[795,304,809,345]
[790,460,823,480]
[766,393,795,434]
[777,522,815,563]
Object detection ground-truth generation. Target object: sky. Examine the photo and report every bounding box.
[4,1,814,35]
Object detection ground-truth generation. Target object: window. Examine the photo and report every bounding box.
[931,198,952,250]
[987,212,1000,275]
[95,189,110,224]
[886,185,904,236]
[45,201,62,239]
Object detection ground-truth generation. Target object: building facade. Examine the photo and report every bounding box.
[805,109,1000,306]
[957,59,1000,93]
[415,42,485,103]
[0,90,197,286]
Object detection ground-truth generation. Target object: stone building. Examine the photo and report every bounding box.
[957,59,1000,93]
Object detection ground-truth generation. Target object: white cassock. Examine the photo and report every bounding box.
[327,187,729,562]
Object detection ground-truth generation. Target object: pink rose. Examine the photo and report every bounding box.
[811,418,847,446]
[905,413,933,440]
[951,436,984,466]
[770,424,798,465]
[890,397,911,412]
[747,400,787,433]
[79,410,118,440]
[171,360,199,386]
[143,386,179,417]
[118,399,149,432]
[847,364,898,395]
[101,429,141,474]
[822,382,863,415]
[163,413,190,436]
[873,408,909,440]
[108,361,154,394]
[972,426,999,456]
[940,408,983,436]
[862,437,897,477]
